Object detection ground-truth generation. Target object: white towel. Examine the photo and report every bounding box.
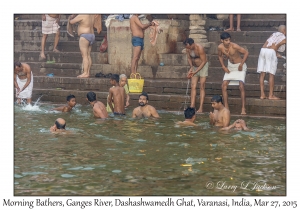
[16,72,33,99]
[223,60,247,85]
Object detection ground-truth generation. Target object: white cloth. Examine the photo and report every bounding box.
[105,15,119,28]
[257,48,278,75]
[223,60,247,85]
[266,32,286,52]
[42,15,60,34]
[16,72,33,99]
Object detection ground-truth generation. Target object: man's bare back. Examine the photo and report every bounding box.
[71,15,95,35]
[93,101,108,118]
[109,86,125,114]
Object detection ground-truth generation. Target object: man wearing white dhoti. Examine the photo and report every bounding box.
[14,61,33,104]
[218,32,249,115]
[257,25,286,100]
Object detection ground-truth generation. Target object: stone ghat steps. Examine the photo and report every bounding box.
[207,31,284,43]
[223,18,286,29]
[14,19,108,31]
[32,76,286,99]
[14,51,108,65]
[158,54,286,69]
[14,40,102,52]
[14,30,106,42]
[30,88,286,116]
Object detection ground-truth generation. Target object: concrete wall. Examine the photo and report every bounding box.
[108,19,189,76]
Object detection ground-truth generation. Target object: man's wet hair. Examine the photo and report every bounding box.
[66,94,75,101]
[184,107,196,119]
[139,92,149,100]
[211,95,223,103]
[14,61,21,68]
[183,38,194,46]
[55,120,66,129]
[87,91,97,102]
[110,74,119,83]
[220,32,231,40]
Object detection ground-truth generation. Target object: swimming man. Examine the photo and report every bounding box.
[53,94,77,112]
[50,118,66,132]
[86,91,108,119]
[132,92,160,118]
[176,107,197,126]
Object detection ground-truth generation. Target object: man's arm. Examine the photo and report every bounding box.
[220,122,235,131]
[133,16,152,30]
[14,74,19,90]
[132,108,137,118]
[42,14,46,21]
[107,89,114,112]
[69,15,83,24]
[217,45,230,73]
[186,49,194,78]
[19,69,32,94]
[150,107,160,118]
[234,44,249,70]
[209,112,215,125]
[222,110,230,128]
[52,106,65,111]
[125,87,130,107]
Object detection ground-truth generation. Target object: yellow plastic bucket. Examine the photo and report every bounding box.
[128,73,144,93]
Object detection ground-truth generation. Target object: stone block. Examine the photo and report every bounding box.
[190,30,207,34]
[189,34,207,39]
[190,20,206,26]
[189,15,203,21]
[189,26,205,30]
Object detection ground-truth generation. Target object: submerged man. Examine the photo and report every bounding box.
[86,91,108,119]
[184,38,209,113]
[130,14,154,74]
[218,32,249,115]
[176,107,197,126]
[69,15,97,78]
[14,61,33,105]
[53,94,77,112]
[107,74,126,115]
[221,119,250,131]
[257,25,286,100]
[209,95,230,128]
[50,118,66,132]
[132,92,160,118]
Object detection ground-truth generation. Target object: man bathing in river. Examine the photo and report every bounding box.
[53,94,77,112]
[209,95,230,128]
[132,92,160,118]
[86,91,108,119]
[176,107,197,126]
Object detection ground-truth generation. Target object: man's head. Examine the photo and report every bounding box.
[211,95,223,110]
[183,38,195,49]
[220,32,231,46]
[14,61,22,73]
[184,107,196,121]
[119,74,127,87]
[278,25,286,35]
[66,94,76,107]
[86,91,96,102]
[138,92,149,107]
[54,118,66,130]
[110,74,119,85]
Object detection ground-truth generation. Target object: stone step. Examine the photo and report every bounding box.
[30,88,285,116]
[14,30,106,42]
[14,19,108,31]
[14,51,108,64]
[32,76,286,100]
[158,54,286,69]
[223,19,286,29]
[207,30,283,43]
[15,14,69,20]
[14,40,101,52]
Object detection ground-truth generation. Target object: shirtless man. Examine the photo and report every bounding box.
[130,14,154,74]
[69,14,96,78]
[221,119,250,131]
[53,94,76,112]
[257,25,286,100]
[209,95,230,128]
[132,92,160,118]
[40,14,61,59]
[218,32,249,115]
[14,61,33,105]
[107,74,126,115]
[119,74,130,107]
[50,118,66,132]
[86,91,108,119]
[176,107,197,126]
[184,38,209,113]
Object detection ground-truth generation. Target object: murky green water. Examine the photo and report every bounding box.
[14,104,286,196]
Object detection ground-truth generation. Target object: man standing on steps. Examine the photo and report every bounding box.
[69,15,99,78]
[257,25,286,100]
[40,14,61,59]
[217,32,249,115]
[184,38,209,113]
[130,14,154,74]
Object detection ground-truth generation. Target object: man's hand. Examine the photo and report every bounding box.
[223,67,230,74]
[187,67,194,78]
[238,64,243,71]
[16,87,22,96]
[42,15,46,21]
[209,112,215,121]
[125,101,129,108]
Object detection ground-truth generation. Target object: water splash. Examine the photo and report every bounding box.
[20,95,43,111]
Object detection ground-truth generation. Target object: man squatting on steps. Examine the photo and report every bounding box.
[218,32,249,115]
[257,25,286,100]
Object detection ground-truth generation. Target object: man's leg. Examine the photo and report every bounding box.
[190,76,199,108]
[225,15,234,31]
[40,34,48,59]
[27,98,32,105]
[53,30,60,52]
[222,80,230,109]
[78,37,90,78]
[259,72,266,99]
[197,77,207,113]
[131,46,141,74]
[87,45,92,76]
[236,14,241,31]
[239,81,246,115]
[135,49,142,73]
[268,73,280,100]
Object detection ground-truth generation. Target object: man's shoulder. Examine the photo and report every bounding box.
[217,43,224,49]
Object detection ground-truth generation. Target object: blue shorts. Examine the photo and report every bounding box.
[132,36,144,50]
